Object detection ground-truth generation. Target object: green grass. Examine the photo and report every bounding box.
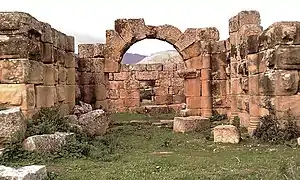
[5,112,300,179]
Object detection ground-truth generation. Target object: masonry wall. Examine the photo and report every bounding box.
[0,12,75,117]
[107,63,185,112]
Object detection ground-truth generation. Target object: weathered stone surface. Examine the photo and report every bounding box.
[0,165,47,180]
[0,107,26,145]
[73,109,110,136]
[0,59,44,84]
[115,18,148,43]
[0,84,35,110]
[214,125,240,144]
[155,25,182,44]
[135,71,159,80]
[35,86,56,108]
[173,116,210,133]
[23,132,75,153]
[178,69,200,79]
[274,45,300,70]
[0,35,41,60]
[73,101,93,116]
[259,22,300,49]
[275,70,299,95]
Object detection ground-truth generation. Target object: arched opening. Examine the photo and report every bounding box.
[108,39,186,112]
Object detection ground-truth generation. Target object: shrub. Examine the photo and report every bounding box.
[253,99,300,144]
[25,107,72,137]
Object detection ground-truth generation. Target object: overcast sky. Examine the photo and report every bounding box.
[1,0,300,55]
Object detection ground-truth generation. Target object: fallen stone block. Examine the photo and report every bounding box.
[173,116,210,133]
[297,137,300,146]
[72,109,110,136]
[23,132,75,153]
[0,165,47,180]
[72,101,93,116]
[214,125,240,144]
[0,107,26,146]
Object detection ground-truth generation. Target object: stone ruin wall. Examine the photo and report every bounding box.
[229,11,300,132]
[0,12,75,117]
[2,10,300,134]
[106,62,186,112]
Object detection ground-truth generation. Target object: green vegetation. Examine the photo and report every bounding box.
[1,110,300,179]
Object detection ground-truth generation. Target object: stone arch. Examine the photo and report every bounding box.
[103,18,220,73]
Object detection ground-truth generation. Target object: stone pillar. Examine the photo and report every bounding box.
[179,69,201,116]
[200,54,213,117]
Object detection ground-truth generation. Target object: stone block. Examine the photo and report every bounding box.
[173,94,185,104]
[238,10,261,28]
[115,18,148,43]
[184,78,201,97]
[175,28,197,51]
[0,84,35,110]
[66,68,76,85]
[146,64,163,71]
[78,44,94,58]
[275,70,299,96]
[35,86,56,108]
[135,71,159,80]
[214,125,240,144]
[56,85,66,102]
[238,112,250,128]
[212,80,227,97]
[181,41,203,60]
[0,107,26,144]
[154,95,173,105]
[202,80,212,97]
[211,53,227,80]
[94,72,105,85]
[259,22,300,49]
[80,72,93,85]
[163,63,177,71]
[43,64,55,85]
[94,43,105,58]
[155,25,182,44]
[154,87,168,96]
[0,35,41,60]
[201,97,213,109]
[185,56,202,70]
[274,45,300,70]
[186,97,201,109]
[23,132,75,153]
[95,84,106,101]
[91,58,104,73]
[275,95,300,118]
[104,58,120,72]
[109,81,124,90]
[42,43,54,63]
[80,85,95,104]
[129,64,146,71]
[114,72,130,81]
[0,59,44,84]
[58,66,67,84]
[0,165,47,180]
[65,52,75,68]
[173,116,210,133]
[107,89,120,99]
[78,58,91,72]
[124,98,140,107]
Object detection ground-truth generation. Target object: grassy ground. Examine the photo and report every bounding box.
[5,113,300,179]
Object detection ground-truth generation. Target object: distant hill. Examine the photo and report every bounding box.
[137,50,183,64]
[122,53,146,64]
